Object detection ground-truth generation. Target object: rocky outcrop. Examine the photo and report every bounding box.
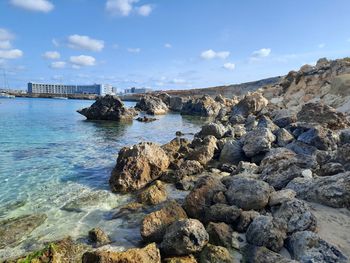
[187,136,217,165]
[242,128,276,158]
[88,228,111,247]
[137,180,168,205]
[181,95,221,117]
[110,142,170,193]
[135,95,169,115]
[230,92,268,119]
[196,122,228,139]
[169,96,185,112]
[77,95,137,121]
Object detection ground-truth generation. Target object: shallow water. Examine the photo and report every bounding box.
[0,97,205,259]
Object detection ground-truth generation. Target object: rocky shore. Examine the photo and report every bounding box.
[3,57,350,262]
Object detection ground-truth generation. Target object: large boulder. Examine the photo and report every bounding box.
[160,219,209,256]
[135,95,169,115]
[199,244,235,263]
[181,95,221,117]
[204,203,241,224]
[88,227,111,247]
[225,177,273,210]
[206,222,234,248]
[219,139,246,165]
[246,215,287,252]
[137,180,168,205]
[169,96,185,112]
[187,136,217,165]
[110,142,170,193]
[140,200,187,243]
[297,102,349,130]
[196,123,228,139]
[242,128,276,157]
[297,126,339,151]
[230,92,268,119]
[77,95,137,121]
[82,243,161,263]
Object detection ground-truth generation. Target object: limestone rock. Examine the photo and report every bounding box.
[88,228,111,247]
[230,92,268,118]
[137,180,167,205]
[135,95,169,115]
[242,128,276,157]
[242,245,298,263]
[187,136,217,165]
[196,122,228,139]
[206,222,234,248]
[269,189,296,206]
[234,210,260,233]
[169,96,185,112]
[199,244,235,263]
[164,255,198,263]
[181,95,221,117]
[219,139,246,165]
[276,128,294,147]
[204,203,241,224]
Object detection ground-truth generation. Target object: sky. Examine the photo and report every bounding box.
[0,0,350,91]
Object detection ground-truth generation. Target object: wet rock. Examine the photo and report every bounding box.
[135,116,157,122]
[242,128,276,157]
[269,189,296,206]
[234,210,260,233]
[297,126,338,151]
[242,245,298,263]
[196,122,227,139]
[199,244,234,263]
[181,95,221,117]
[169,96,185,112]
[0,213,47,249]
[160,219,209,256]
[225,177,273,210]
[110,202,144,220]
[110,142,170,193]
[88,227,111,247]
[164,255,198,263]
[272,198,317,234]
[140,200,187,243]
[276,128,294,147]
[61,190,111,212]
[246,215,287,252]
[286,231,347,263]
[183,176,226,221]
[82,243,161,263]
[204,203,241,224]
[187,136,217,165]
[230,92,268,119]
[286,172,350,208]
[219,139,246,165]
[297,102,349,130]
[137,180,168,205]
[77,95,137,121]
[135,95,169,115]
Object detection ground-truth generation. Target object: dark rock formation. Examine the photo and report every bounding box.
[135,95,169,115]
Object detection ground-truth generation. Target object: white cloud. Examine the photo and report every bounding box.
[127,47,141,53]
[0,40,12,49]
[200,49,230,60]
[223,62,235,71]
[106,0,137,16]
[137,4,153,16]
[10,0,54,13]
[69,55,96,66]
[164,43,172,48]
[0,28,15,41]
[67,35,104,52]
[52,38,59,47]
[318,43,326,49]
[251,48,271,58]
[43,51,60,60]
[0,49,23,59]
[50,61,66,69]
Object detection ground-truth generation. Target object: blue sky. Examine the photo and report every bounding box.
[0,0,350,91]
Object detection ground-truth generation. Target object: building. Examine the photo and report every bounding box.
[27,82,114,96]
[124,87,152,94]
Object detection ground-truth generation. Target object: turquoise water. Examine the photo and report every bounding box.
[0,97,205,259]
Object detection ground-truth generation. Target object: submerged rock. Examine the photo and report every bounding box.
[77,95,137,121]
[136,116,157,122]
[135,95,169,115]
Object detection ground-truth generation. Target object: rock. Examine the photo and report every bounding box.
[276,128,294,147]
[157,92,171,106]
[242,128,276,157]
[196,122,227,139]
[82,243,161,263]
[187,136,217,165]
[206,222,234,248]
[301,169,313,179]
[297,126,338,151]
[269,189,296,206]
[181,95,221,117]
[140,200,187,243]
[219,139,246,164]
[77,95,137,121]
[160,219,209,256]
[0,213,47,249]
[225,177,273,210]
[286,172,350,208]
[110,142,170,193]
[135,95,169,115]
[234,210,260,233]
[297,102,349,130]
[176,131,185,136]
[318,162,345,176]
[204,203,241,224]
[230,92,268,119]
[136,116,157,122]
[234,161,259,175]
[169,96,185,112]
[183,176,226,221]
[164,255,198,263]
[286,231,347,263]
[257,115,279,132]
[286,140,318,156]
[137,180,167,205]
[272,198,317,234]
[110,202,144,220]
[88,228,111,247]
[199,244,235,263]
[272,109,297,128]
[163,160,204,185]
[242,245,298,263]
[339,129,350,144]
[162,138,191,165]
[246,215,287,252]
[62,190,112,212]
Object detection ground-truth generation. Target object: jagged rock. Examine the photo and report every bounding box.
[204,203,241,224]
[135,95,169,115]
[335,144,350,169]
[297,126,339,151]
[88,228,111,247]
[234,210,260,233]
[181,95,221,117]
[242,245,298,263]
[286,231,347,263]
[286,172,350,208]
[77,95,137,121]
[242,128,276,157]
[82,243,161,263]
[162,137,191,165]
[163,160,203,184]
[160,219,209,256]
[206,222,234,248]
[230,92,268,119]
[318,162,345,176]
[196,123,228,139]
[110,142,170,193]
[269,189,296,206]
[169,96,185,112]
[257,115,279,132]
[286,140,318,156]
[157,92,171,105]
[199,244,234,263]
[234,161,259,175]
[272,199,317,234]
[0,213,47,249]
[164,255,198,263]
[187,136,217,165]
[244,115,258,131]
[297,102,349,130]
[339,129,350,144]
[140,200,187,243]
[219,139,246,164]
[225,177,273,210]
[246,215,287,252]
[137,180,168,205]
[272,109,297,128]
[184,176,226,221]
[276,128,294,147]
